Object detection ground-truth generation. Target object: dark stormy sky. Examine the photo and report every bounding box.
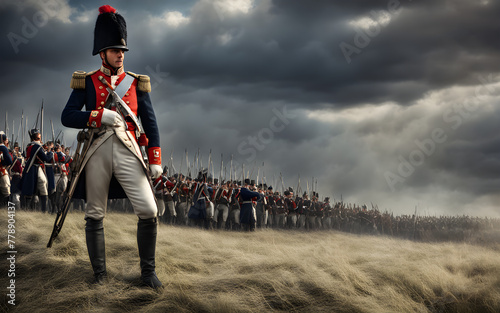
[1,0,500,216]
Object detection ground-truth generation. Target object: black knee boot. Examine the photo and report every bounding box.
[137,217,162,288]
[85,218,107,284]
[1,196,9,207]
[40,195,48,213]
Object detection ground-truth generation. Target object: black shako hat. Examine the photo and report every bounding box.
[92,5,128,56]
[29,129,40,140]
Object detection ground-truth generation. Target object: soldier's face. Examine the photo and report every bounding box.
[102,49,124,68]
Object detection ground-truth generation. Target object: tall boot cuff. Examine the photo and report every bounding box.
[138,217,157,225]
[85,217,104,231]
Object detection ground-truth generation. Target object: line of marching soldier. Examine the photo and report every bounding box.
[145,172,500,241]
[147,170,332,232]
[0,129,74,213]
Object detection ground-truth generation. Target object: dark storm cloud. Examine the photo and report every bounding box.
[127,0,500,109]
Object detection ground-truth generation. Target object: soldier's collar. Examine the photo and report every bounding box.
[100,64,124,76]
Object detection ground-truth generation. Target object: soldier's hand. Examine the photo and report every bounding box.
[101,108,124,127]
[150,164,162,180]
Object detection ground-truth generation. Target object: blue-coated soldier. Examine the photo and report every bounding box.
[9,142,24,207]
[0,132,13,206]
[20,129,53,212]
[239,180,262,231]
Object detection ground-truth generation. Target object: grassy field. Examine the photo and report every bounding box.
[2,210,500,313]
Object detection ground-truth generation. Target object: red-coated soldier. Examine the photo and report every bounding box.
[61,5,163,288]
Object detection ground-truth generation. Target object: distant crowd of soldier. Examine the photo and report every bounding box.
[112,169,500,242]
[2,131,499,242]
[0,129,72,213]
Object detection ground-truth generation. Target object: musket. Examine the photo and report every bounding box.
[262,162,267,185]
[249,160,256,180]
[196,148,200,172]
[219,153,223,184]
[40,100,44,143]
[47,128,96,247]
[256,165,260,187]
[229,154,233,182]
[54,130,63,143]
[22,116,27,154]
[296,174,301,196]
[179,149,184,176]
[207,149,212,178]
[4,111,8,140]
[280,172,285,194]
[50,120,55,143]
[169,149,177,175]
[15,111,23,145]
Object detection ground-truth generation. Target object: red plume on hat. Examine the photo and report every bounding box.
[92,5,128,55]
[99,5,116,14]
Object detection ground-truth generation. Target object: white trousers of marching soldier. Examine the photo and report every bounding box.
[214,203,229,224]
[35,166,49,196]
[0,173,10,199]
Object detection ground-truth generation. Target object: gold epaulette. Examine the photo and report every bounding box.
[127,71,151,93]
[70,70,97,89]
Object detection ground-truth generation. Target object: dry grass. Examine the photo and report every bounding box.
[2,210,500,313]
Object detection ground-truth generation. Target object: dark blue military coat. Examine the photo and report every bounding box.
[239,187,262,225]
[20,143,53,196]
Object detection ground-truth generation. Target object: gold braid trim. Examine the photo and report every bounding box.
[127,71,151,93]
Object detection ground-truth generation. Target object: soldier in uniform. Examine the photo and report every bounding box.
[254,184,265,229]
[284,188,297,229]
[20,129,53,212]
[0,132,13,206]
[9,142,24,207]
[44,141,63,214]
[152,166,168,220]
[175,177,191,226]
[239,180,262,231]
[228,181,241,230]
[188,169,211,228]
[323,197,332,229]
[296,192,310,229]
[213,181,231,229]
[274,191,286,229]
[53,144,68,210]
[162,174,177,225]
[313,193,324,229]
[265,186,275,228]
[60,5,163,288]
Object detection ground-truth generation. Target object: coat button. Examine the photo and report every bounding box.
[101,93,105,97]
[126,101,130,104]
[101,101,105,105]
[99,86,103,90]
[125,93,129,96]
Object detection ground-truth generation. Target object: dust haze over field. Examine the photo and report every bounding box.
[2,211,500,312]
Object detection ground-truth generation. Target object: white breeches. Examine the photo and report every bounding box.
[37,167,48,196]
[84,134,156,220]
[0,174,10,197]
